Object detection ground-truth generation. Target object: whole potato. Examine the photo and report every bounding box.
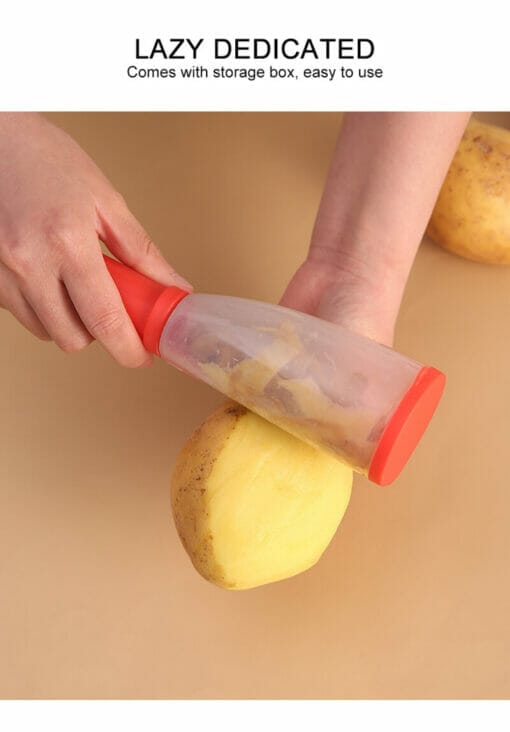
[427,118,510,264]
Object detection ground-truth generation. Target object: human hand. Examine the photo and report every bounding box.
[0,113,192,367]
[282,112,470,346]
[280,246,398,347]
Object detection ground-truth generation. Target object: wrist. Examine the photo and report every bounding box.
[309,218,417,297]
[303,223,421,346]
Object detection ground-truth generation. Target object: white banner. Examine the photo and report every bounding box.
[1,700,509,731]
[1,0,507,110]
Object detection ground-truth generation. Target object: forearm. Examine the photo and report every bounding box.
[310,112,470,324]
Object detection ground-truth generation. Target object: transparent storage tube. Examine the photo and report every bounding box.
[159,294,428,476]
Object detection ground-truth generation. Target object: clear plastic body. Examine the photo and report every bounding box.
[159,294,423,474]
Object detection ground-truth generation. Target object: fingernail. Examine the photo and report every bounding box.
[140,358,153,369]
[170,273,194,292]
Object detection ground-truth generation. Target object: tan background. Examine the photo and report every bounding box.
[0,113,509,699]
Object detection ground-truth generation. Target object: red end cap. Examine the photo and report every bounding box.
[368,366,446,486]
[103,255,189,356]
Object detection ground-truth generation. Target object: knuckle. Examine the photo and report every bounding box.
[142,233,157,257]
[1,238,36,279]
[3,229,81,281]
[132,232,160,267]
[88,307,126,339]
[40,211,90,265]
[44,221,76,255]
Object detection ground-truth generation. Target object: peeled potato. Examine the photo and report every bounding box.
[171,402,352,590]
[427,118,510,264]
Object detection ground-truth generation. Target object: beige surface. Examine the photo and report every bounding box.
[0,113,509,699]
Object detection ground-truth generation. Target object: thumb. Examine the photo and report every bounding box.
[96,200,193,290]
[313,281,395,346]
[281,259,395,346]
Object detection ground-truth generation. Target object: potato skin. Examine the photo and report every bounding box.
[427,118,510,264]
[171,401,246,587]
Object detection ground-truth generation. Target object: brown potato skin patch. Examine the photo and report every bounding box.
[171,401,246,587]
[427,118,510,264]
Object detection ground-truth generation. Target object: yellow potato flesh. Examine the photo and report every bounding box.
[172,403,352,590]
